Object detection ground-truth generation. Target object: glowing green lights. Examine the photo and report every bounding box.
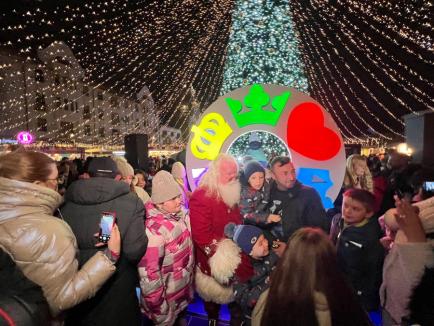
[226,84,290,127]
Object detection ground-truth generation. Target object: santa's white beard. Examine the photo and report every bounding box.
[217,180,241,208]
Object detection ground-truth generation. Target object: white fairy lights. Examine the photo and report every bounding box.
[0,0,432,147]
[290,0,433,143]
[0,0,234,145]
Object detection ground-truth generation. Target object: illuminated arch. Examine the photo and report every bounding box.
[186,84,346,208]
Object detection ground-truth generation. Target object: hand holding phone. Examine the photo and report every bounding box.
[94,217,121,257]
[107,224,121,256]
[99,212,116,243]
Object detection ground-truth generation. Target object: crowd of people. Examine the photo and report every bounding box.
[0,148,433,326]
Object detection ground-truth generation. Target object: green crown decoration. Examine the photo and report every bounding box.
[226,84,291,128]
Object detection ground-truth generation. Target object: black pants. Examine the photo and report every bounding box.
[204,301,244,326]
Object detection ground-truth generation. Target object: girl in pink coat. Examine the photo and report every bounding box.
[138,171,194,326]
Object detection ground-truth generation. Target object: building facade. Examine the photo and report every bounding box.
[0,42,159,146]
[150,125,182,149]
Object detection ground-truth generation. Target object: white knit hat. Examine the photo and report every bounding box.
[384,196,434,244]
[171,161,186,179]
[112,156,134,177]
[414,196,434,234]
[384,196,434,235]
[151,170,182,204]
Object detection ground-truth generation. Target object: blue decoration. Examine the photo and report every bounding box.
[297,168,334,209]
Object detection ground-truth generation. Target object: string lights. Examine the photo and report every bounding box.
[290,0,433,143]
[293,8,401,138]
[0,0,234,146]
[0,0,432,150]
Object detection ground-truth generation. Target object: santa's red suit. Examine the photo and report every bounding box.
[189,187,253,303]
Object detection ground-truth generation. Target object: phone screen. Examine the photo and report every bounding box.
[100,214,115,238]
[423,181,434,192]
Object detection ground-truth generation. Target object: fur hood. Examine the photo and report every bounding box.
[195,239,241,304]
[195,269,234,304]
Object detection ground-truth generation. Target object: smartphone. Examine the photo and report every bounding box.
[99,212,116,243]
[423,181,434,192]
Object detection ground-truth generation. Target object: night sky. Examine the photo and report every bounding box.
[1,0,432,142]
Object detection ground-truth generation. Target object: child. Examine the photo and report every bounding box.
[344,154,374,193]
[224,222,280,325]
[138,171,194,325]
[330,188,384,312]
[239,160,281,237]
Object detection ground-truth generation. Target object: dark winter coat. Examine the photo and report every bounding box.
[239,181,271,227]
[0,248,50,326]
[60,177,148,326]
[407,267,434,326]
[378,164,421,216]
[330,214,384,311]
[233,251,279,325]
[269,180,329,242]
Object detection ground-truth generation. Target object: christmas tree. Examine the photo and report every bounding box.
[221,0,309,95]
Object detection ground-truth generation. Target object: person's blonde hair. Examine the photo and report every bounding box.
[344,154,373,193]
[0,150,55,183]
[199,153,238,198]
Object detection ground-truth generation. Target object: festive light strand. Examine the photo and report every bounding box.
[290,0,432,141]
[291,4,399,139]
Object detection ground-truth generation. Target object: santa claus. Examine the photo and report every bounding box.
[190,153,253,326]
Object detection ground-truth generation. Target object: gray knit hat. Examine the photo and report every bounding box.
[151,170,182,204]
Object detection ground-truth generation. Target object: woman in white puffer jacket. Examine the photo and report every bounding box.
[0,150,120,317]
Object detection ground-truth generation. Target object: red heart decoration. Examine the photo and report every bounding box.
[286,102,341,161]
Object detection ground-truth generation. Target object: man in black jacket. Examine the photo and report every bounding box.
[60,157,148,326]
[269,156,329,243]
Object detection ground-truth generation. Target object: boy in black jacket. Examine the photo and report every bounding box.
[330,188,384,311]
